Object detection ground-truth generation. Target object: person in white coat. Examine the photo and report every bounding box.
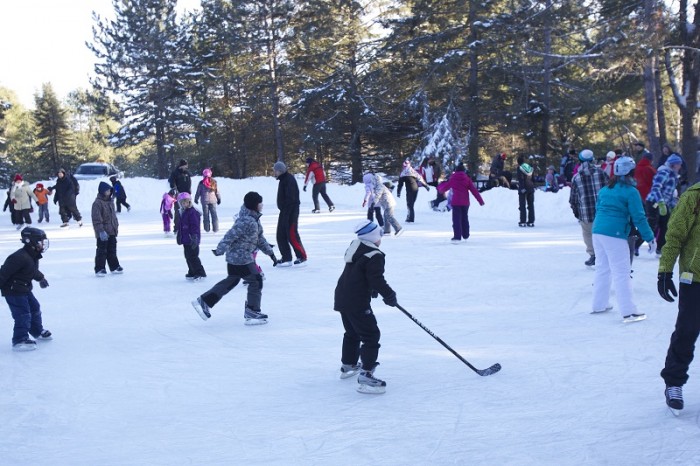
[10,174,38,229]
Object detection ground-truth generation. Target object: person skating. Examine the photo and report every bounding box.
[657,182,700,414]
[33,183,51,224]
[91,182,123,277]
[591,157,654,322]
[176,192,206,281]
[160,189,177,236]
[273,161,307,266]
[10,174,38,229]
[364,172,402,236]
[0,227,52,351]
[334,220,398,394]
[49,168,82,228]
[397,159,429,223]
[569,149,609,266]
[303,157,335,213]
[646,154,682,255]
[110,176,131,213]
[437,163,484,243]
[194,168,221,233]
[168,159,192,234]
[516,155,535,227]
[192,192,278,325]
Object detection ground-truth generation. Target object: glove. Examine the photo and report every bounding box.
[371,290,379,298]
[54,197,58,205]
[217,198,221,205]
[658,201,668,216]
[168,211,173,219]
[362,200,367,208]
[383,292,398,307]
[657,272,678,302]
[425,186,430,191]
[194,199,199,204]
[212,249,224,256]
[11,199,16,204]
[190,235,200,248]
[99,231,109,242]
[270,254,279,266]
[397,192,401,198]
[648,239,656,255]
[39,278,49,289]
[303,185,307,192]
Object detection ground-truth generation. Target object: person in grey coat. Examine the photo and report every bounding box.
[91,181,122,276]
[191,192,278,325]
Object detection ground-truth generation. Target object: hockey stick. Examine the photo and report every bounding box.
[396,304,501,376]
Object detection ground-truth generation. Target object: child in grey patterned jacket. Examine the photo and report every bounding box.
[191,192,278,325]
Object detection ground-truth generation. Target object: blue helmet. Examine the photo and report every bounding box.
[578,149,594,162]
[614,156,636,176]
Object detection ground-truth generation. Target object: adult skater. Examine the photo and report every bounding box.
[397,159,429,223]
[303,157,335,213]
[274,161,307,267]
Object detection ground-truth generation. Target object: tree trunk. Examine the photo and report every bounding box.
[155,111,167,178]
[539,0,552,161]
[642,60,660,159]
[466,0,480,175]
[654,54,668,147]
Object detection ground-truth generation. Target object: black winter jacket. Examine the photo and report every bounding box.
[334,240,395,313]
[50,175,78,204]
[276,172,300,211]
[0,246,45,296]
[168,167,192,194]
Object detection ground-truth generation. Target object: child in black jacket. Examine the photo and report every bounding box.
[334,220,397,394]
[0,227,52,351]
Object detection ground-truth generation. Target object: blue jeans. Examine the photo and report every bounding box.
[6,292,43,344]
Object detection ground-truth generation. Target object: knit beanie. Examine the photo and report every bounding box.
[455,163,466,172]
[306,157,314,164]
[355,220,382,244]
[202,168,212,177]
[666,154,683,166]
[36,183,44,189]
[178,159,188,168]
[177,192,191,202]
[273,161,287,173]
[244,191,263,211]
[14,174,22,182]
[98,181,112,195]
[606,151,616,161]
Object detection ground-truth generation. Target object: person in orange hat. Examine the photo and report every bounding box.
[32,183,51,223]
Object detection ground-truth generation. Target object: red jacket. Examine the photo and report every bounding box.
[634,158,656,201]
[304,161,326,185]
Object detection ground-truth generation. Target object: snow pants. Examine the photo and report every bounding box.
[661,282,700,387]
[367,204,383,227]
[37,204,49,223]
[518,192,535,224]
[451,205,471,239]
[95,236,121,273]
[6,292,44,345]
[592,234,637,317]
[183,244,205,278]
[404,187,418,222]
[340,307,381,371]
[200,263,262,311]
[202,202,219,233]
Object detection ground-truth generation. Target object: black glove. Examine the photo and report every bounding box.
[189,235,200,248]
[217,198,221,205]
[371,290,379,298]
[212,249,224,256]
[658,272,678,302]
[425,185,430,191]
[39,278,49,289]
[383,292,398,307]
[303,185,307,192]
[270,254,279,266]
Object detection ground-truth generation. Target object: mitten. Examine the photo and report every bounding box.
[425,185,430,191]
[39,278,49,289]
[371,290,379,298]
[168,211,173,219]
[303,185,307,192]
[657,272,678,302]
[99,231,109,242]
[658,201,668,216]
[11,199,16,204]
[270,254,279,266]
[648,239,656,254]
[212,249,224,256]
[217,198,221,205]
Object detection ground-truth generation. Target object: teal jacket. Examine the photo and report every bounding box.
[592,181,654,241]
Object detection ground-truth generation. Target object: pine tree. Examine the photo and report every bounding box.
[89,0,200,177]
[33,83,73,174]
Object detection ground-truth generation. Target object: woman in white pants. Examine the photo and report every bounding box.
[591,157,655,322]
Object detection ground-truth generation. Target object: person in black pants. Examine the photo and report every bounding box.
[273,161,307,266]
[168,159,192,233]
[91,182,122,276]
[658,183,700,413]
[110,176,131,213]
[516,155,535,227]
[49,169,82,228]
[397,159,429,223]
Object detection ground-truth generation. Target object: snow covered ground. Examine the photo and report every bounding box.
[0,174,698,465]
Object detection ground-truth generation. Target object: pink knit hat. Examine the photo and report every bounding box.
[202,168,212,177]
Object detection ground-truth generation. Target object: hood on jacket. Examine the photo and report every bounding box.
[98,181,112,196]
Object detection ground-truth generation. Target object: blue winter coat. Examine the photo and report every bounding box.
[592,181,654,242]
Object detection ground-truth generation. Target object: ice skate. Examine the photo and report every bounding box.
[12,339,37,352]
[244,303,268,325]
[591,306,613,314]
[339,363,361,379]
[35,330,52,340]
[357,365,386,394]
[665,386,683,415]
[622,313,646,323]
[192,296,211,320]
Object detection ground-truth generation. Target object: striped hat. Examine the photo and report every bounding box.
[355,220,382,243]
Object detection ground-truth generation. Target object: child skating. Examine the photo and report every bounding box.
[176,192,206,281]
[192,192,278,325]
[334,220,398,394]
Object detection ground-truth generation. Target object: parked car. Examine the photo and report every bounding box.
[73,162,123,181]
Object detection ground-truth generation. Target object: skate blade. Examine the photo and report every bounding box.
[244,318,268,326]
[357,384,386,394]
[339,370,360,379]
[622,315,647,323]
[668,406,681,417]
[590,307,613,314]
[191,300,210,321]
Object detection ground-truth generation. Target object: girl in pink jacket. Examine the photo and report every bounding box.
[438,163,484,243]
[160,189,177,235]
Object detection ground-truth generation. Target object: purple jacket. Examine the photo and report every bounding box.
[438,171,484,207]
[177,206,201,246]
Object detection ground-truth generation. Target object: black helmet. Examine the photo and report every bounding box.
[21,227,48,252]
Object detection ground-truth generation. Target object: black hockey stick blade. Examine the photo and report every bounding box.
[396,304,501,376]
